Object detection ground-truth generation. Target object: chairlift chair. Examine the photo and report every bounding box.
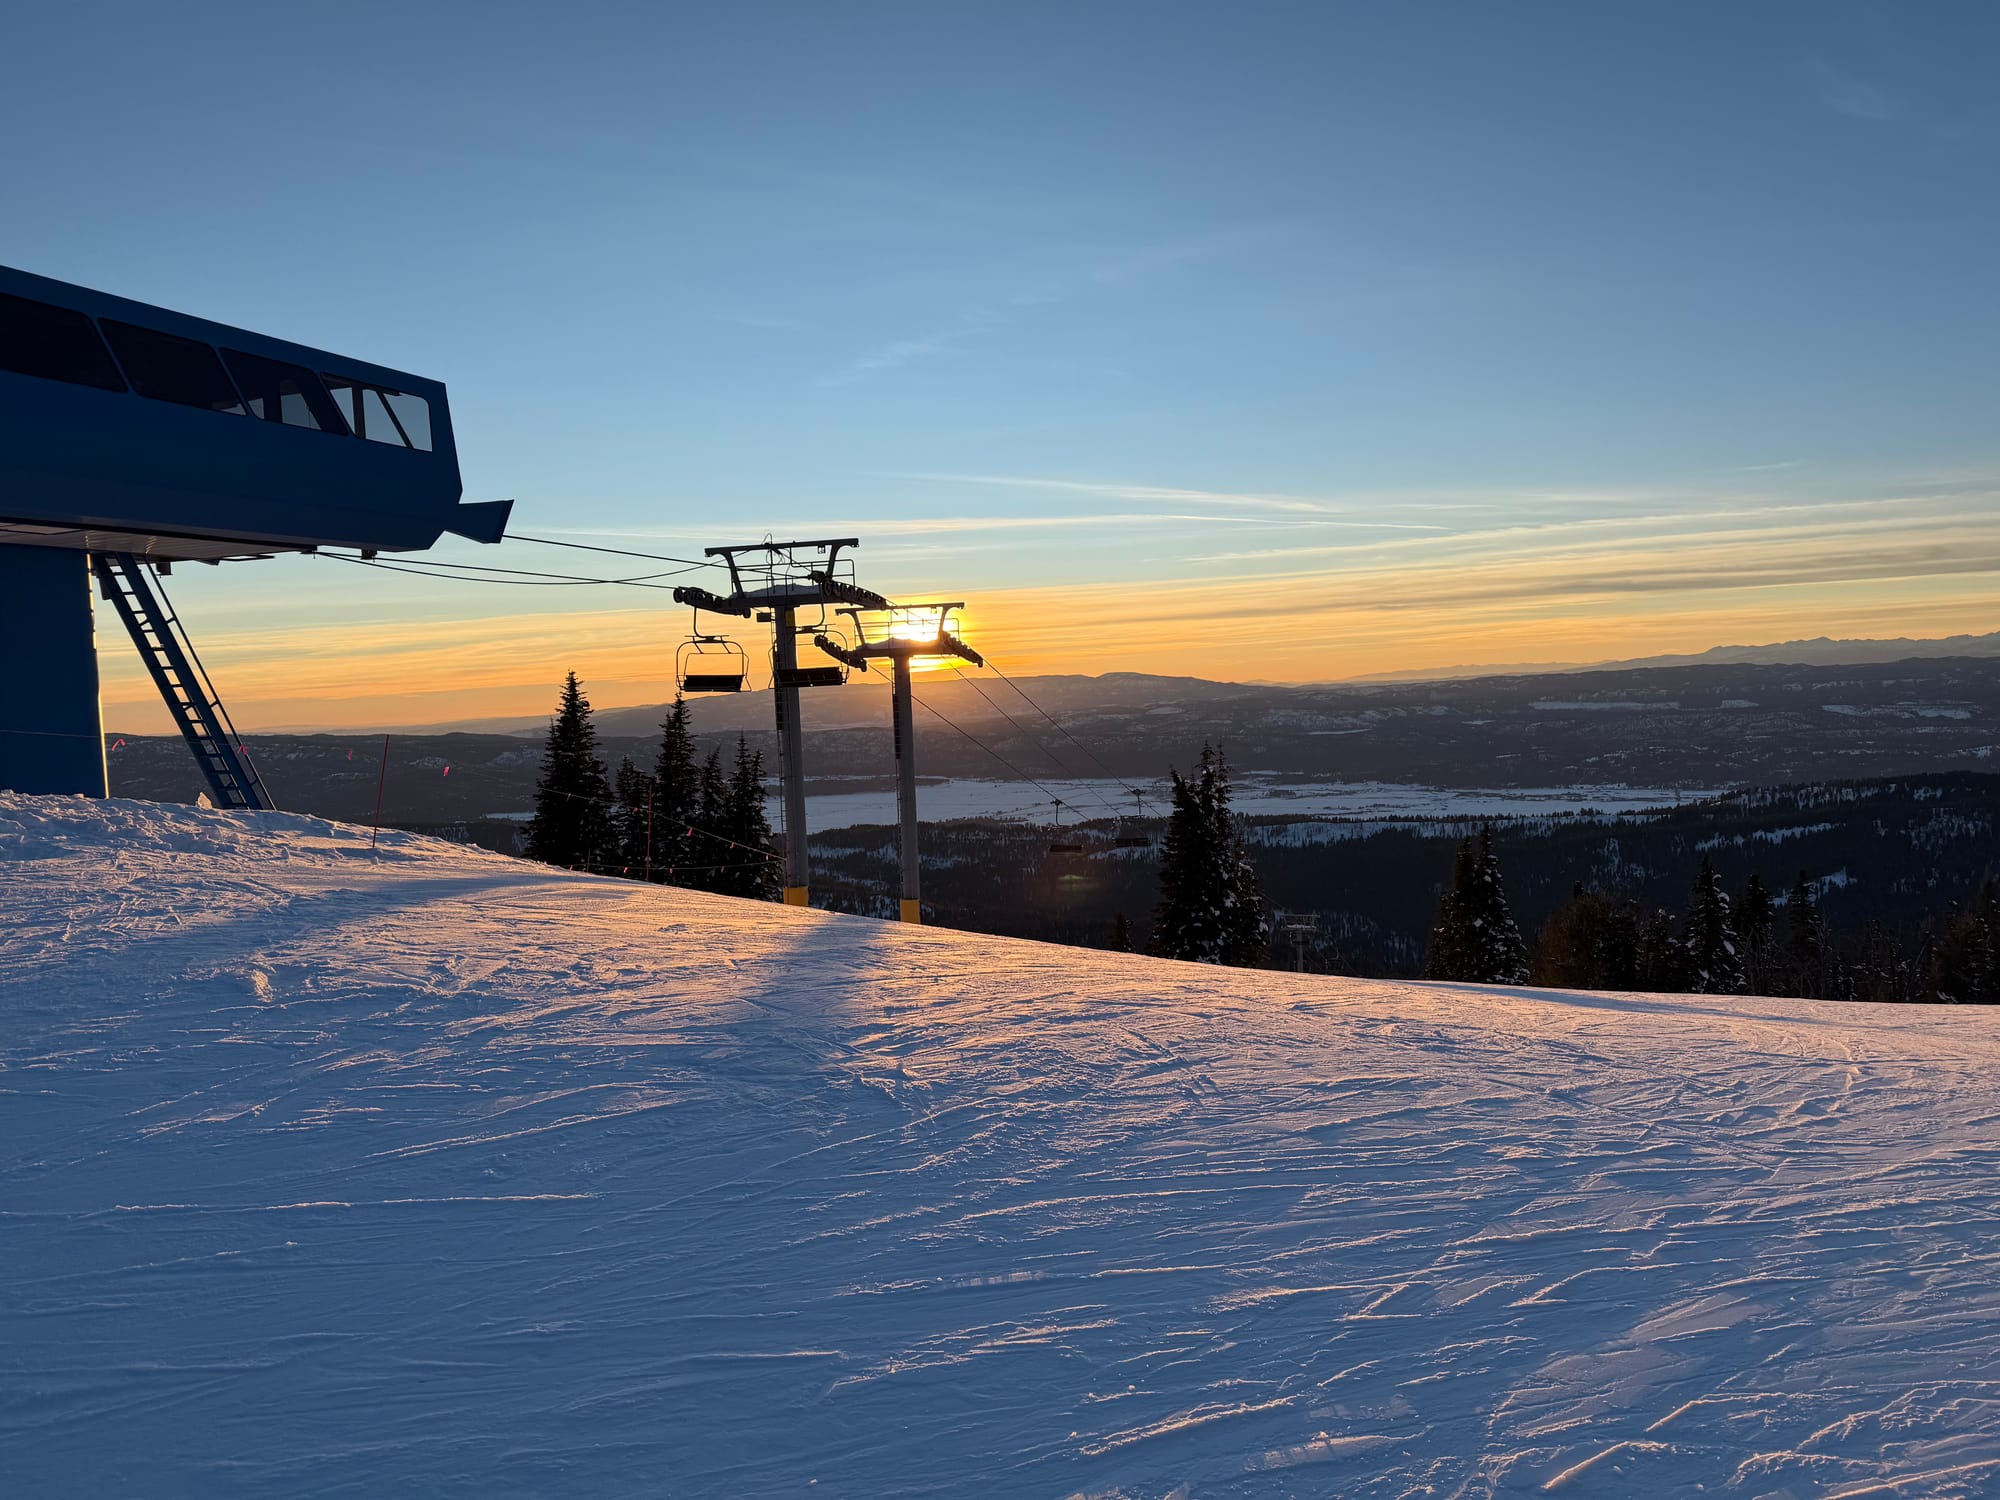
[1113,787,1152,847]
[1047,799,1085,857]
[771,622,851,689]
[677,634,747,694]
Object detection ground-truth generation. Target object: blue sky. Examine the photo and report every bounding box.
[5,2,1998,726]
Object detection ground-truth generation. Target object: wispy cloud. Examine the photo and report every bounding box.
[1805,56,1899,122]
[893,471,1448,525]
[825,226,1281,384]
[827,315,996,383]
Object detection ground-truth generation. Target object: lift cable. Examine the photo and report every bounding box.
[359,555,706,584]
[318,552,693,592]
[859,661,1090,823]
[938,661,1129,821]
[502,531,722,570]
[977,656,1157,815]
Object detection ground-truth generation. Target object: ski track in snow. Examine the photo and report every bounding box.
[3,793,1999,1498]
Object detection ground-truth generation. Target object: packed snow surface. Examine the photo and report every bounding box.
[4,794,1998,1498]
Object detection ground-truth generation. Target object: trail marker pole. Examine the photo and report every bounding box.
[645,784,655,883]
[370,734,389,850]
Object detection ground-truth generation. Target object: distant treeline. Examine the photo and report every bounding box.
[811,770,2000,1004]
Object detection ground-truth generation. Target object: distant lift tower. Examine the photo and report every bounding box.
[816,604,983,923]
[0,265,509,801]
[673,540,886,906]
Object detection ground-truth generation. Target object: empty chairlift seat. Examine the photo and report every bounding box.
[677,635,748,694]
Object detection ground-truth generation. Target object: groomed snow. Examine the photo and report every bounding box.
[4,794,1998,1498]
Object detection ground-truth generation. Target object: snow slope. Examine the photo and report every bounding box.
[4,795,1998,1499]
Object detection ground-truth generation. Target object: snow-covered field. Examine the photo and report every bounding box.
[800,777,1712,831]
[4,794,1998,1498]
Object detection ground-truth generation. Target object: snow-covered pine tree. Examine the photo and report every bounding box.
[1153,743,1266,966]
[524,671,615,871]
[1784,870,1825,998]
[1530,883,1641,990]
[1427,827,1527,983]
[1464,824,1530,983]
[1930,876,1999,1004]
[1212,751,1267,967]
[611,757,659,879]
[1423,838,1475,980]
[689,748,729,893]
[650,695,699,885]
[1681,856,1746,994]
[1735,873,1776,994]
[718,735,780,902]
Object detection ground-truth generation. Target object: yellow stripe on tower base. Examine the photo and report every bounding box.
[899,899,922,925]
[784,886,810,907]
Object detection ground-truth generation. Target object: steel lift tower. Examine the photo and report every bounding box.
[816,604,983,923]
[672,540,885,906]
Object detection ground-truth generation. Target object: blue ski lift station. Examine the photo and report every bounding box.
[0,265,509,801]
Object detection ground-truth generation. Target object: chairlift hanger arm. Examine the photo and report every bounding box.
[808,571,890,611]
[813,634,870,670]
[671,583,756,618]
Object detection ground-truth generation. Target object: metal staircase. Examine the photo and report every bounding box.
[92,553,274,811]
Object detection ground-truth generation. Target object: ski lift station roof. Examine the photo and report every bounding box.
[0,264,509,561]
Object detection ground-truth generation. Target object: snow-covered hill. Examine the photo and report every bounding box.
[4,795,1997,1498]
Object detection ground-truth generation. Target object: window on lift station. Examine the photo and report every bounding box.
[222,349,350,434]
[0,292,127,391]
[322,373,433,451]
[99,320,247,415]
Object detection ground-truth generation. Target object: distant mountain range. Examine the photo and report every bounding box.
[106,654,2000,826]
[1347,629,2000,683]
[255,629,2000,739]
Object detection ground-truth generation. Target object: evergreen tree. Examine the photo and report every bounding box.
[715,736,780,901]
[1152,743,1266,965]
[1736,873,1777,994]
[1784,871,1826,998]
[1424,838,1475,981]
[1426,825,1527,983]
[1532,884,1640,990]
[1850,918,1916,1003]
[612,756,654,878]
[689,748,730,892]
[1929,877,1999,1004]
[1108,912,1134,952]
[524,671,615,870]
[1465,825,1530,983]
[1634,904,1687,992]
[1682,856,1746,994]
[650,695,700,884]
